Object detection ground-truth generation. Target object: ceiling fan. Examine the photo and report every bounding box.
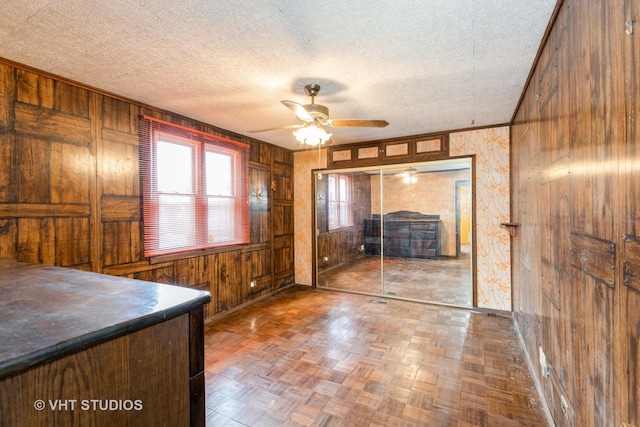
[396,167,418,183]
[247,84,389,146]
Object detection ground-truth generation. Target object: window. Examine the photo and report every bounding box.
[140,116,249,257]
[327,173,353,230]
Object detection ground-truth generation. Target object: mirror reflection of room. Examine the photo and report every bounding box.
[316,159,472,307]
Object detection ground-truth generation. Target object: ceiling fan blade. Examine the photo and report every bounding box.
[281,100,314,122]
[246,124,303,133]
[326,119,389,128]
[395,167,417,176]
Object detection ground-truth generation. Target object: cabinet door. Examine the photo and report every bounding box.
[383,221,411,257]
[363,219,381,255]
[410,222,439,258]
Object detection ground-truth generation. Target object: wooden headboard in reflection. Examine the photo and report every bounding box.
[371,210,440,221]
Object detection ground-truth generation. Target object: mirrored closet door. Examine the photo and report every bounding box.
[315,159,473,307]
[315,168,382,295]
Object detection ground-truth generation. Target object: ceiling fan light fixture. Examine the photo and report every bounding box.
[398,167,418,184]
[294,124,331,146]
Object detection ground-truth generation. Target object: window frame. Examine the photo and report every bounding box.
[140,115,249,258]
[327,173,354,231]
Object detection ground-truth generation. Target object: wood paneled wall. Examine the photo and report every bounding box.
[316,172,371,271]
[0,61,294,321]
[511,0,639,425]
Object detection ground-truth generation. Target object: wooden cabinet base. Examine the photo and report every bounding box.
[0,314,196,426]
[364,211,441,259]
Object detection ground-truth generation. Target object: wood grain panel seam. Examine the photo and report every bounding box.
[102,260,174,275]
[569,233,616,287]
[90,93,103,272]
[14,101,92,145]
[0,203,91,217]
[622,234,640,293]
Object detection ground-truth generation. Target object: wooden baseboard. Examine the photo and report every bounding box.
[511,314,555,427]
[204,283,298,324]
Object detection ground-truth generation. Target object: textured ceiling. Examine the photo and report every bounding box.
[0,1,556,150]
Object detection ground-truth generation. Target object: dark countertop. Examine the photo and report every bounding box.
[0,259,211,379]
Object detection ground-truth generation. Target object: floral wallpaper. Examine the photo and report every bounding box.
[293,126,511,310]
[293,149,327,288]
[450,127,511,310]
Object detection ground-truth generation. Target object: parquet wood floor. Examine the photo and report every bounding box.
[318,253,473,307]
[204,287,549,426]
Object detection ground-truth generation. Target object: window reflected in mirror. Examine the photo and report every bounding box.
[315,159,473,308]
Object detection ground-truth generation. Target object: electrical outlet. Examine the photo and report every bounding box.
[323,256,328,262]
[560,395,569,417]
[250,281,256,288]
[539,346,550,379]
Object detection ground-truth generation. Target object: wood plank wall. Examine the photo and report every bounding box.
[0,61,295,321]
[316,172,371,271]
[511,0,639,425]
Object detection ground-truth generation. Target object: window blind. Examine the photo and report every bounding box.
[328,173,354,230]
[139,115,250,257]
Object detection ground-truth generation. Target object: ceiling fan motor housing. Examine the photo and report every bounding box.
[303,103,329,121]
[304,83,321,97]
